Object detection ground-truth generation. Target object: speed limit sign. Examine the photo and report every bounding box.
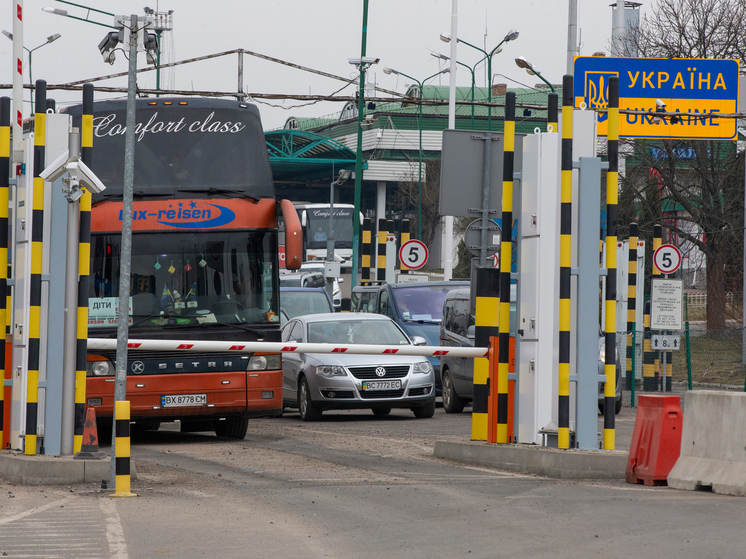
[399,239,429,270]
[653,244,682,274]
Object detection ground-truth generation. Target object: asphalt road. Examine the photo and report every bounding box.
[1,401,744,558]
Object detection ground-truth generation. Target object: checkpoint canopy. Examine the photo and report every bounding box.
[573,56,740,140]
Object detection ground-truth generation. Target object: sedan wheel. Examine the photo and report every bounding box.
[442,369,465,414]
[298,377,323,421]
[412,401,436,419]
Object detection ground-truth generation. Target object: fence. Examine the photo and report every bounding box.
[621,325,746,406]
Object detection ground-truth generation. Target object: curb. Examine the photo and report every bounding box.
[434,441,627,479]
[0,451,137,486]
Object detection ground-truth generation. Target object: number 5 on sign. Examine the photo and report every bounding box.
[399,239,429,270]
[653,244,682,275]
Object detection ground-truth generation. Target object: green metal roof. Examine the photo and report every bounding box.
[265,130,358,183]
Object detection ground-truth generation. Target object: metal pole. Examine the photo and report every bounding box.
[443,0,457,281]
[479,133,492,267]
[155,29,162,95]
[566,0,578,75]
[28,50,33,114]
[61,128,81,456]
[417,82,423,240]
[351,0,369,290]
[12,1,23,154]
[237,50,244,99]
[111,14,139,488]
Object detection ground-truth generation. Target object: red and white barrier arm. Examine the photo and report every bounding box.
[87,338,489,358]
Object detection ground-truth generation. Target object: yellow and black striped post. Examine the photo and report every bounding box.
[74,84,94,453]
[472,267,499,441]
[603,76,619,450]
[0,97,10,447]
[361,217,372,284]
[652,224,662,390]
[496,91,516,444]
[400,219,410,274]
[26,81,47,456]
[112,401,136,497]
[547,92,558,133]
[643,301,656,391]
[558,75,574,449]
[625,223,639,390]
[376,218,386,283]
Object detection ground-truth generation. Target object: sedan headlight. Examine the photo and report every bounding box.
[248,354,282,371]
[317,365,346,377]
[412,361,433,374]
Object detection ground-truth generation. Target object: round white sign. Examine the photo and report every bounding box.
[653,244,682,274]
[399,240,429,270]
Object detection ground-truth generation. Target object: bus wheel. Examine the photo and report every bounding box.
[214,418,249,439]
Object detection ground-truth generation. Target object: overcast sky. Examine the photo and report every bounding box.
[2,1,650,130]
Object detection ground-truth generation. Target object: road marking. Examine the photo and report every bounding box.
[0,496,75,526]
[99,496,130,559]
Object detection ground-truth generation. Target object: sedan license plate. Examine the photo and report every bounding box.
[161,393,207,407]
[361,380,401,391]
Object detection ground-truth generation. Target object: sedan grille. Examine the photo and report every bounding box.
[360,389,405,399]
[347,365,410,380]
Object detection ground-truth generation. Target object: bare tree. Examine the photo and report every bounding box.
[392,161,443,251]
[617,0,746,329]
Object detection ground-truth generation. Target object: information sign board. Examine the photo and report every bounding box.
[573,57,739,140]
[650,278,683,330]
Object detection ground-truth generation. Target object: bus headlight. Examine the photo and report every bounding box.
[87,359,114,377]
[248,354,281,371]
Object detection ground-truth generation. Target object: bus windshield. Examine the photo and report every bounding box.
[305,207,354,250]
[88,230,279,329]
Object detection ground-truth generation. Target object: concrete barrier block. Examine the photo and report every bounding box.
[668,391,746,497]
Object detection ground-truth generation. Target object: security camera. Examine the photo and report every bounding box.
[40,150,106,194]
[67,160,106,194]
[348,57,379,66]
[655,99,666,109]
[40,149,72,183]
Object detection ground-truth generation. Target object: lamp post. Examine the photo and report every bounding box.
[2,31,61,113]
[382,66,449,240]
[431,51,476,129]
[515,56,555,92]
[440,29,518,130]
[42,1,116,28]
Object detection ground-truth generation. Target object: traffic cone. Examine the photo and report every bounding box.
[74,407,104,460]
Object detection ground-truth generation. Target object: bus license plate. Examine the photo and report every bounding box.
[162,394,207,407]
[362,380,401,391]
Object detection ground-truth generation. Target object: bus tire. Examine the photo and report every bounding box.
[214,418,249,439]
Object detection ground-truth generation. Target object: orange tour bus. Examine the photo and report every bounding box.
[66,97,301,439]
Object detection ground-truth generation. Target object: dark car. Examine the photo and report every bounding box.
[439,287,622,414]
[350,280,469,392]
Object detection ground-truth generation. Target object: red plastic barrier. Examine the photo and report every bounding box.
[626,395,683,486]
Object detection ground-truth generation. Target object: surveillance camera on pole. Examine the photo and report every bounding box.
[41,146,107,201]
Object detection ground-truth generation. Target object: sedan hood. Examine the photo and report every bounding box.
[304,352,429,368]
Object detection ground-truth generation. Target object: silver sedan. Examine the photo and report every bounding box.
[281,313,436,420]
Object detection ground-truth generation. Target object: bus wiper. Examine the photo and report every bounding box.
[176,188,255,200]
[198,321,267,336]
[406,319,441,325]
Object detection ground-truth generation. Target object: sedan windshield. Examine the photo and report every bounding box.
[308,320,410,345]
[391,285,457,322]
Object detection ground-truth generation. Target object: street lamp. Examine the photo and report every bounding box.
[2,31,61,113]
[383,66,449,240]
[42,2,117,28]
[440,28,519,130]
[431,50,476,129]
[515,56,555,92]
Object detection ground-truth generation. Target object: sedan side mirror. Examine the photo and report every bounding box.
[411,335,428,346]
[467,325,475,339]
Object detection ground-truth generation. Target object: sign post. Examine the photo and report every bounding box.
[650,245,683,392]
